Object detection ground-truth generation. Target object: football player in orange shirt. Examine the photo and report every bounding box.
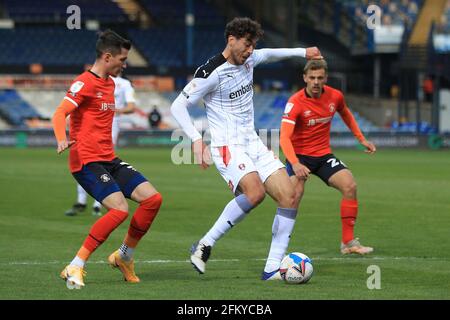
[52,30,163,289]
[280,59,376,255]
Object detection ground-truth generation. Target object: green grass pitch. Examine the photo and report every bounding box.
[0,147,449,300]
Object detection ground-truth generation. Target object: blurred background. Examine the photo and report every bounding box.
[0,0,449,149]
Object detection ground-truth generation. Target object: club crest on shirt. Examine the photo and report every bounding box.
[69,81,84,97]
[329,103,335,113]
[283,102,294,117]
[304,110,312,117]
[238,163,246,170]
[182,82,197,99]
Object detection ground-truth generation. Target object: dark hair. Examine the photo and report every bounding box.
[303,59,328,74]
[96,29,131,58]
[224,17,264,42]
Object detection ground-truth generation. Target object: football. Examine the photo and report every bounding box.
[280,252,313,284]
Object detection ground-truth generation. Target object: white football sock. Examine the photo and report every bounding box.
[70,256,86,268]
[264,208,298,273]
[201,194,254,247]
[119,243,134,261]
[93,201,101,209]
[77,184,87,205]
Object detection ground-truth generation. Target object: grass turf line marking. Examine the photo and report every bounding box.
[1,256,448,266]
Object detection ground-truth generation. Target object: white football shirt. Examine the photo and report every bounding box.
[178,48,306,147]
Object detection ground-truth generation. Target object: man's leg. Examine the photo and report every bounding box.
[62,191,129,289]
[108,160,162,283]
[61,163,129,289]
[262,168,298,279]
[191,172,265,274]
[92,200,102,217]
[328,169,373,254]
[64,184,88,216]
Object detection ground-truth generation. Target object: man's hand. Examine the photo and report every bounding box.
[361,139,376,154]
[305,47,323,60]
[192,138,211,169]
[292,162,311,180]
[57,140,76,154]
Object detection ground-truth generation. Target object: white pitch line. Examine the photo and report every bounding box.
[0,256,448,266]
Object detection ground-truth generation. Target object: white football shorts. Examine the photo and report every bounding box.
[211,138,284,193]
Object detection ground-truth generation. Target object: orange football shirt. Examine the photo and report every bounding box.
[281,85,347,157]
[64,71,116,172]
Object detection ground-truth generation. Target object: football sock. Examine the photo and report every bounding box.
[127,193,162,242]
[264,208,298,273]
[93,200,101,209]
[82,208,129,252]
[119,243,135,261]
[77,184,87,205]
[69,255,86,268]
[341,198,358,244]
[201,194,254,247]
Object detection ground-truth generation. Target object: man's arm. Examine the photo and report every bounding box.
[52,99,77,154]
[280,120,311,179]
[170,93,210,169]
[116,80,136,114]
[170,93,202,142]
[170,74,218,169]
[338,106,376,154]
[116,102,135,115]
[252,47,322,66]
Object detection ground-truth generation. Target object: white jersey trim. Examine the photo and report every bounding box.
[282,119,296,125]
[64,96,78,107]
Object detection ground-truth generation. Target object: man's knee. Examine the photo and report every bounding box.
[103,193,129,212]
[279,188,297,208]
[114,199,129,213]
[293,187,304,207]
[141,192,163,210]
[246,185,266,207]
[342,181,357,198]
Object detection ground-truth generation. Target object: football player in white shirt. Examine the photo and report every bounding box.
[170,17,322,280]
[64,73,136,217]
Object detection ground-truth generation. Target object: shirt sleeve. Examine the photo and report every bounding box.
[52,98,77,142]
[280,98,302,165]
[337,93,365,142]
[281,97,301,126]
[182,72,219,106]
[252,48,307,67]
[124,80,137,104]
[170,93,202,142]
[64,78,89,107]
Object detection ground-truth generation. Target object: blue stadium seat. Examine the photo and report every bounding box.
[3,0,128,23]
[0,90,41,126]
[0,27,97,66]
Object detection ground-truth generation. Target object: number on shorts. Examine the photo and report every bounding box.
[327,158,345,168]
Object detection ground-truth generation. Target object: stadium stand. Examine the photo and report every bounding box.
[341,0,421,28]
[0,27,97,66]
[0,0,441,134]
[2,0,128,23]
[0,89,41,126]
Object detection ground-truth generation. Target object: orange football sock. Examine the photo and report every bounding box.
[340,199,358,244]
[76,246,92,262]
[127,193,163,244]
[82,208,129,252]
